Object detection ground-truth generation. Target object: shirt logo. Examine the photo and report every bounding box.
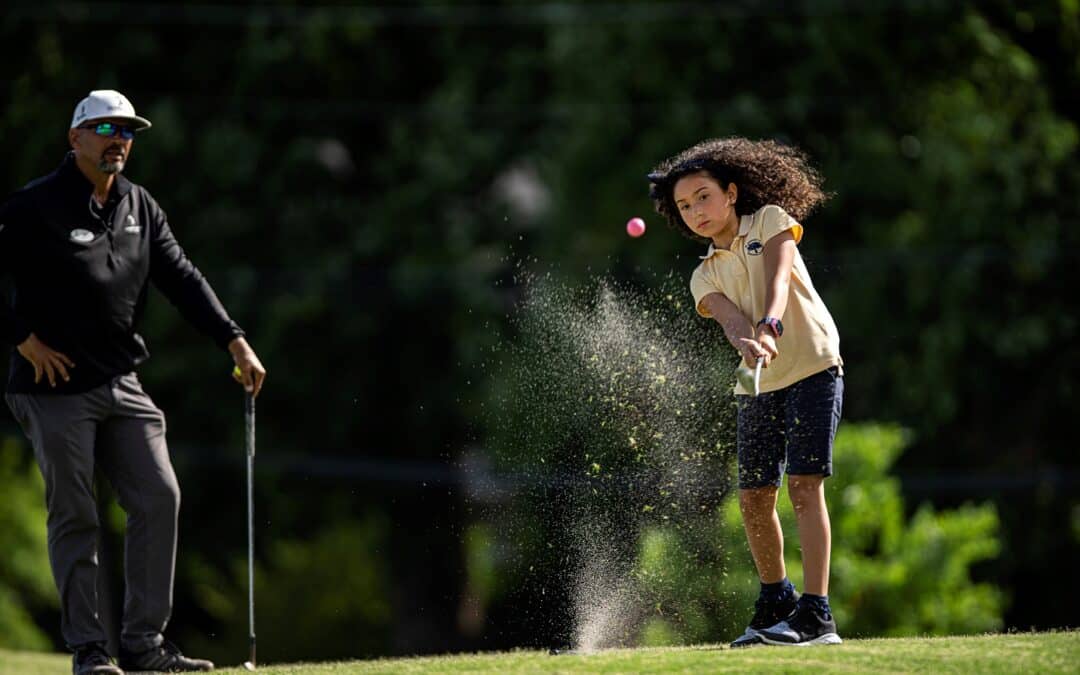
[70,228,94,243]
[746,239,764,256]
[123,214,140,234]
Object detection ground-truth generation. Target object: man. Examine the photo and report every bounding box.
[0,90,266,674]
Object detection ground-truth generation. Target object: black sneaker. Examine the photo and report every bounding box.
[729,589,800,648]
[72,643,123,675]
[118,640,214,672]
[758,601,842,646]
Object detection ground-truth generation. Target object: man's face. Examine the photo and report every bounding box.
[68,118,136,175]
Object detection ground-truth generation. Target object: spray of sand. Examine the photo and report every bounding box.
[481,268,739,650]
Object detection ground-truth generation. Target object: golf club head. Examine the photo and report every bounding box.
[734,357,764,396]
[242,661,256,671]
[735,365,755,392]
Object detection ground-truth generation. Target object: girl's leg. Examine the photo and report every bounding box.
[787,474,830,596]
[738,486,786,583]
[759,472,842,645]
[783,368,842,598]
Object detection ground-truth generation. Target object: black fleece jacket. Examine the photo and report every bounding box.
[0,152,244,394]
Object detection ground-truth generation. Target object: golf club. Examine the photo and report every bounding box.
[735,356,764,397]
[753,356,763,396]
[243,390,257,672]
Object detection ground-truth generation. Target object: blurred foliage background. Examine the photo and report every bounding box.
[0,0,1077,664]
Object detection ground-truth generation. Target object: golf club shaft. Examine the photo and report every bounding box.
[753,356,763,396]
[245,392,256,666]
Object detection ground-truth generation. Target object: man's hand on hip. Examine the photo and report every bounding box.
[228,336,266,397]
[17,333,75,387]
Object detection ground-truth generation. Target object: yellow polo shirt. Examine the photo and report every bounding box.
[690,204,843,395]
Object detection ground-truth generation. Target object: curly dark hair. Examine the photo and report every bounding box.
[648,137,830,243]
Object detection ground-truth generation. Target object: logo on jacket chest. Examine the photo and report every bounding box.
[69,228,94,243]
[746,239,764,256]
[123,214,140,234]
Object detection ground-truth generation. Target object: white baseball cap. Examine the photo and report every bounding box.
[70,89,152,130]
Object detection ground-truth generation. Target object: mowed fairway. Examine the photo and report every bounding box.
[2,631,1075,674]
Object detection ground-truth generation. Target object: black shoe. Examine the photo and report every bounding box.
[758,601,842,646]
[72,643,123,675]
[729,589,800,648]
[119,640,214,672]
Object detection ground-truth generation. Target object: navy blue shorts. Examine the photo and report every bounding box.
[736,366,844,489]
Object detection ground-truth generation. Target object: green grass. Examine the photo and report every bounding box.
[2,631,1076,674]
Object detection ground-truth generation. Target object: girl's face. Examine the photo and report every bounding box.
[672,171,738,243]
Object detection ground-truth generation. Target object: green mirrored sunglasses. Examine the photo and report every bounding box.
[80,122,136,140]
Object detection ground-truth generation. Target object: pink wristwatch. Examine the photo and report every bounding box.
[757,317,784,338]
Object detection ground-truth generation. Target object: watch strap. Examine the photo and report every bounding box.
[757,316,784,338]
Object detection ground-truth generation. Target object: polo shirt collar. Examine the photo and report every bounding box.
[698,215,753,259]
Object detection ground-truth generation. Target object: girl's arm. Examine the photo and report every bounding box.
[756,230,798,359]
[700,292,768,367]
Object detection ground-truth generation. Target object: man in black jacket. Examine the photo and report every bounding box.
[0,90,266,675]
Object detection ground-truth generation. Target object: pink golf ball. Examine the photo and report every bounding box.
[626,217,646,238]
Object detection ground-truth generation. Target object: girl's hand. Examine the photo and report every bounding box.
[735,337,770,368]
[755,330,779,366]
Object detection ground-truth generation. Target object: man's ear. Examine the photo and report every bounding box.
[68,128,80,150]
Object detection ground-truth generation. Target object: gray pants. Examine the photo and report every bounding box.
[5,373,178,652]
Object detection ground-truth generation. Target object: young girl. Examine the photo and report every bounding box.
[647,137,844,647]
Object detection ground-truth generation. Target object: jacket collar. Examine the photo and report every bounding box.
[57,151,133,199]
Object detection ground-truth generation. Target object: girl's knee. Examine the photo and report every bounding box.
[788,474,824,490]
[787,474,825,506]
[739,486,779,513]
